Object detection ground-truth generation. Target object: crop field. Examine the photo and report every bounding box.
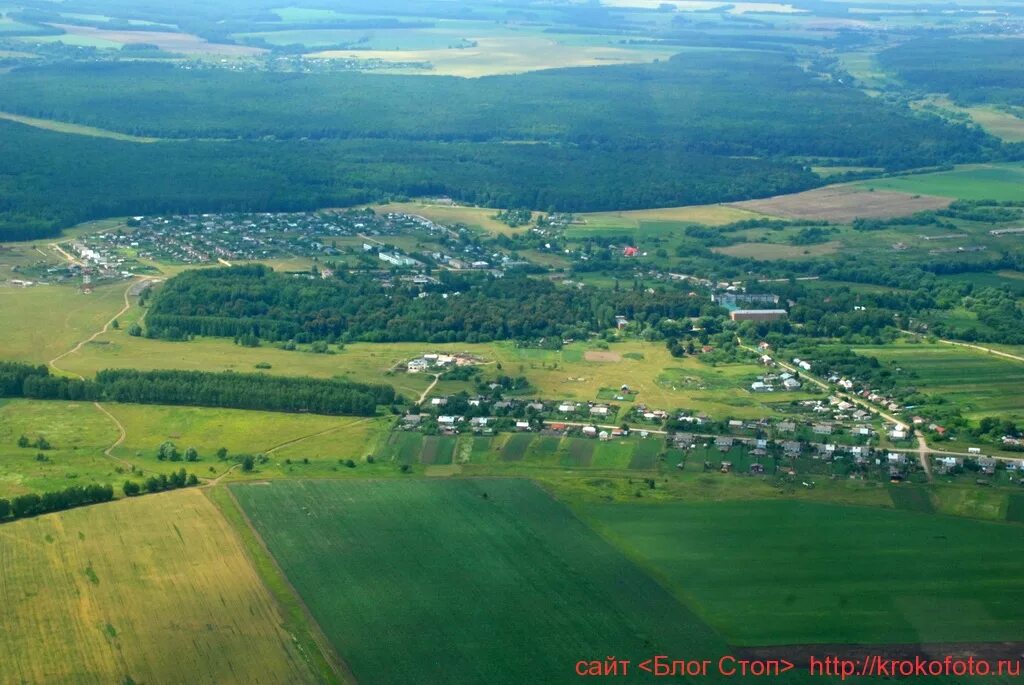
[230,479,731,685]
[41,24,266,56]
[0,489,317,684]
[1007,494,1024,523]
[308,36,677,77]
[854,164,1024,202]
[853,343,1024,422]
[729,185,953,221]
[371,201,523,235]
[580,499,1024,646]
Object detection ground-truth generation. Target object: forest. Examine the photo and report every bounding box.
[879,38,1024,106]
[0,49,1002,240]
[144,265,712,343]
[0,363,395,416]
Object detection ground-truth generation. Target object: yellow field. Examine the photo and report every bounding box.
[308,36,676,77]
[964,106,1024,143]
[577,203,763,229]
[0,111,160,142]
[0,489,318,684]
[46,23,265,56]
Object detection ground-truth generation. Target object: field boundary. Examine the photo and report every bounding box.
[208,485,355,685]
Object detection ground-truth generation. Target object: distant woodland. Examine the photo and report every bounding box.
[0,51,1000,241]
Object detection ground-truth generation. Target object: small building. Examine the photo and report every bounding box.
[730,309,787,322]
[581,426,598,437]
[515,421,531,431]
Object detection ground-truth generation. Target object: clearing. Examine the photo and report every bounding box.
[729,185,952,222]
[0,488,318,684]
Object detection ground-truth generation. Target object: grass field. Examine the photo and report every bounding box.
[853,343,1024,422]
[577,203,762,229]
[370,201,521,235]
[581,499,1024,645]
[231,479,731,685]
[0,489,317,684]
[56,323,796,417]
[714,240,842,261]
[0,280,128,364]
[855,163,1024,202]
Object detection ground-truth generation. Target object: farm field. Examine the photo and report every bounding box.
[714,240,842,261]
[728,185,952,221]
[576,203,762,230]
[307,36,677,77]
[853,343,1024,423]
[854,164,1024,202]
[580,499,1024,645]
[0,488,318,684]
[230,478,734,685]
[370,200,522,235]
[38,24,266,56]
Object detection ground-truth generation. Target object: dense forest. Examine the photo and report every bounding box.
[145,265,712,343]
[879,38,1024,106]
[0,119,816,242]
[0,50,1000,241]
[0,362,395,415]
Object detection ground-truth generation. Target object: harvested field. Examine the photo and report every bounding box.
[0,489,317,684]
[47,24,266,56]
[584,350,622,362]
[729,185,952,222]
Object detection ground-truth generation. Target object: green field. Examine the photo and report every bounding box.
[231,479,734,685]
[581,499,1024,645]
[854,343,1024,422]
[0,488,318,684]
[856,163,1024,201]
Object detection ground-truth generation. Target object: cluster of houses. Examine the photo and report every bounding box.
[405,353,481,373]
[750,371,802,393]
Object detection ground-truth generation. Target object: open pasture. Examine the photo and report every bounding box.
[729,184,952,221]
[0,488,317,684]
[231,478,730,685]
[581,499,1024,646]
[853,343,1024,422]
[855,164,1024,202]
[714,240,842,261]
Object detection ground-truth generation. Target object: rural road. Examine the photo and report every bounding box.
[48,277,156,471]
[417,374,441,405]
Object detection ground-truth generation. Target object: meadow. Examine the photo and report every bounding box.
[0,488,318,684]
[581,499,1024,645]
[855,163,1024,202]
[230,478,733,685]
[853,343,1024,422]
[55,319,800,418]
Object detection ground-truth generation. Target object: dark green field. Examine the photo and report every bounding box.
[581,500,1024,646]
[230,479,733,685]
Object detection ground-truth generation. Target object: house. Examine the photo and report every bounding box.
[751,381,772,392]
[438,415,462,426]
[715,437,733,451]
[728,420,744,430]
[783,378,802,390]
[783,441,802,456]
[558,402,577,413]
[887,452,908,466]
[623,246,639,257]
[615,315,629,329]
[407,358,430,373]
[673,433,695,448]
[978,457,998,475]
[776,421,796,433]
[935,456,961,474]
[430,397,448,407]
[813,424,833,435]
[599,431,610,441]
[515,421,531,431]
[968,447,982,455]
[589,405,610,416]
[402,414,422,427]
[526,402,545,412]
[730,309,787,322]
[889,428,907,440]
[581,426,598,437]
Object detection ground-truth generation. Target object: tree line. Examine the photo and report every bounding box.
[0,362,395,416]
[145,265,708,344]
[0,483,114,522]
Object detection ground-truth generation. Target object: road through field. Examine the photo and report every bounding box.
[900,330,1024,363]
[47,276,156,470]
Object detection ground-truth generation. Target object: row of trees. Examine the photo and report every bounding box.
[0,362,395,417]
[0,483,114,521]
[123,468,199,497]
[146,266,708,343]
